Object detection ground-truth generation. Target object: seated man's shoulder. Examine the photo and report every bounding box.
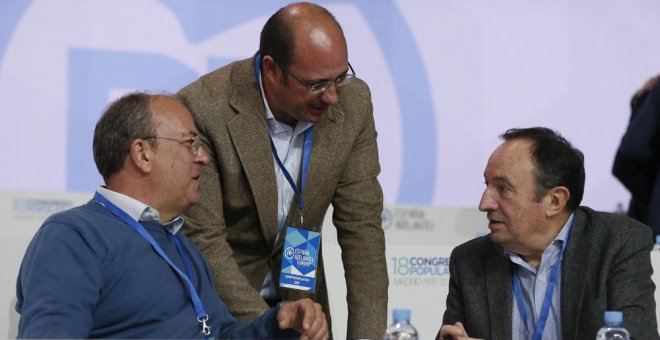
[43,201,114,230]
[452,235,496,259]
[578,206,652,242]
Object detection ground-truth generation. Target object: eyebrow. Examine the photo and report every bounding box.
[302,66,350,84]
[489,175,514,188]
[170,130,198,138]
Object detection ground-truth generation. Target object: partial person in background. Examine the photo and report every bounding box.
[15,92,328,339]
[438,127,657,340]
[613,75,660,239]
[177,2,387,338]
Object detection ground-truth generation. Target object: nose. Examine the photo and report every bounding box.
[195,148,211,165]
[478,188,496,212]
[320,83,339,106]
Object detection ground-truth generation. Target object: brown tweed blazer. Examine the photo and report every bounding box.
[177,56,388,339]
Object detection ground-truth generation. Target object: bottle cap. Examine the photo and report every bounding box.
[604,311,623,323]
[393,309,411,322]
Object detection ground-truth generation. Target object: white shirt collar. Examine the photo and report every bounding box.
[96,186,184,234]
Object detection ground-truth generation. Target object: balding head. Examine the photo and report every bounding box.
[258,2,351,127]
[259,2,345,70]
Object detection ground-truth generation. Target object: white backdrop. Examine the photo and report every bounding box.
[2,0,660,210]
[3,0,660,338]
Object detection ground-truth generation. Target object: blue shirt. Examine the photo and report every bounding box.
[505,213,574,340]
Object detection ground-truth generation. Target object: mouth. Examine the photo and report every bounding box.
[310,105,328,116]
[192,174,201,181]
[487,216,504,229]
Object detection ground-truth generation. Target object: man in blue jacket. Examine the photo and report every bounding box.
[15,92,328,339]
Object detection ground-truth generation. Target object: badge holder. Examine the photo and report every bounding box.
[270,124,318,292]
[278,211,320,292]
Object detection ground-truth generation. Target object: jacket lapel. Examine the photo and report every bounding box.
[298,107,340,226]
[226,65,279,247]
[560,209,590,339]
[486,244,513,339]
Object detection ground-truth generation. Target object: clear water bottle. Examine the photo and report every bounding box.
[383,309,418,340]
[596,311,630,340]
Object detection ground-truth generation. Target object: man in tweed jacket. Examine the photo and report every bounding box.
[177,3,387,339]
[439,127,658,340]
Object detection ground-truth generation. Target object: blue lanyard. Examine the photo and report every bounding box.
[93,192,212,336]
[254,54,314,223]
[512,240,568,340]
[269,128,314,217]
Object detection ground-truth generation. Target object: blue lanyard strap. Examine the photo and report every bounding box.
[269,127,314,217]
[512,239,568,340]
[254,54,262,81]
[93,192,212,336]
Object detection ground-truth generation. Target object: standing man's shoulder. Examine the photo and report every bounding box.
[332,77,376,136]
[177,57,255,108]
[176,56,257,136]
[180,57,254,92]
[337,77,372,107]
[344,76,371,94]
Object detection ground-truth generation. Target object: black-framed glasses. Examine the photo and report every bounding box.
[144,136,202,155]
[283,62,356,95]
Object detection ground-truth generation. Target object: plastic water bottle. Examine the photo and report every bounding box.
[383,309,418,340]
[596,311,630,340]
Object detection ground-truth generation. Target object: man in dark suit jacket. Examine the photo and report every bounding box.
[176,3,387,339]
[613,75,660,239]
[438,127,658,340]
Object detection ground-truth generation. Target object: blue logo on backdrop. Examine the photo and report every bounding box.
[0,1,436,203]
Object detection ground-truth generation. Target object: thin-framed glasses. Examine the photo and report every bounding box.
[144,136,202,155]
[283,62,356,95]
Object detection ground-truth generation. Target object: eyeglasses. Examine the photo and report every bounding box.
[283,62,356,95]
[144,136,202,155]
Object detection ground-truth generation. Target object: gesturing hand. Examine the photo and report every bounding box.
[277,298,328,340]
[439,322,482,340]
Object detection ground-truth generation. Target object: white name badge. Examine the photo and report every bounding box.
[279,226,320,292]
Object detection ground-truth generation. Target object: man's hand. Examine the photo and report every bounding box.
[439,322,482,340]
[277,298,328,340]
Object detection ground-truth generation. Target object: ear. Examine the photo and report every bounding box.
[544,186,570,218]
[261,55,281,79]
[129,138,154,174]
